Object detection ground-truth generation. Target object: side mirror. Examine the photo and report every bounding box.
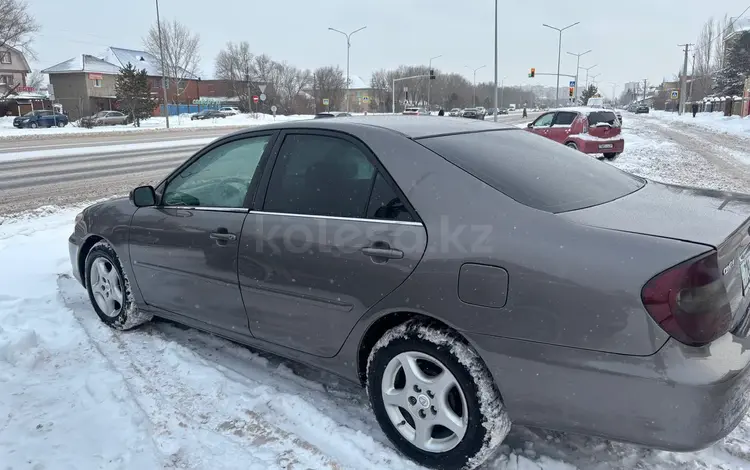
[130,185,156,207]
[527,122,533,128]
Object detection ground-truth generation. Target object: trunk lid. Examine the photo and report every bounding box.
[561,180,750,332]
[586,110,621,139]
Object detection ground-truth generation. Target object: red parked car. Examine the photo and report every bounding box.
[525,108,624,159]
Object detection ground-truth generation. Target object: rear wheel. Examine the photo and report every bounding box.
[603,152,618,160]
[85,241,152,330]
[565,141,578,150]
[367,321,510,470]
[57,121,66,128]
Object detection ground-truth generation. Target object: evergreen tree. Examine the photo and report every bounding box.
[580,84,599,104]
[115,63,156,127]
[714,31,750,97]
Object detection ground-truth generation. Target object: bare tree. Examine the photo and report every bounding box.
[313,66,346,112]
[215,41,254,110]
[144,19,200,104]
[0,0,39,55]
[277,62,311,113]
[26,69,44,89]
[715,14,731,70]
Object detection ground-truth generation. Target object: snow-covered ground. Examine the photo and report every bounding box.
[646,109,750,138]
[0,113,313,140]
[4,115,750,469]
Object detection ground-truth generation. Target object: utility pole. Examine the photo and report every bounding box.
[688,53,696,102]
[567,50,591,104]
[427,54,442,112]
[328,26,367,113]
[677,43,693,115]
[465,65,486,107]
[493,0,498,122]
[543,21,580,107]
[642,78,648,101]
[155,0,169,129]
[609,82,617,105]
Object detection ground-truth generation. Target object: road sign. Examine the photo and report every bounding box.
[362,96,370,103]
[403,86,408,92]
[260,93,267,101]
[271,105,277,113]
[322,98,330,106]
[671,90,679,100]
[259,84,267,93]
[252,95,259,103]
[569,80,576,87]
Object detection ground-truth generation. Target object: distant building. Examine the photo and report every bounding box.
[345,74,374,112]
[0,46,31,96]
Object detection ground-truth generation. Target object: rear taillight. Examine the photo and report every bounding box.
[641,250,732,347]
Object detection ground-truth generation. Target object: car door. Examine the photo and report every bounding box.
[528,112,555,138]
[237,130,427,358]
[128,132,277,334]
[547,111,578,143]
[37,110,52,127]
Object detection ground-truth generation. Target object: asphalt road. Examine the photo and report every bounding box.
[0,113,538,215]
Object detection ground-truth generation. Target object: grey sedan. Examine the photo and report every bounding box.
[69,116,750,469]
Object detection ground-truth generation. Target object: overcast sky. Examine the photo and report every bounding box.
[28,0,748,93]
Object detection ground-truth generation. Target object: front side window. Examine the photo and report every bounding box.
[163,135,271,208]
[532,113,554,128]
[264,134,376,218]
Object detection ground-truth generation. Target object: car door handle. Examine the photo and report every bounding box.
[209,232,236,241]
[361,246,404,260]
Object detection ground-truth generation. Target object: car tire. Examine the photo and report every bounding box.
[367,320,510,470]
[565,142,578,150]
[57,121,66,128]
[603,152,618,160]
[85,241,152,330]
[29,122,38,129]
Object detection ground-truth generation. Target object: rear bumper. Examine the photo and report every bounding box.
[470,332,750,451]
[577,138,624,154]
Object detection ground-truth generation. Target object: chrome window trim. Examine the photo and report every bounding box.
[164,206,249,214]
[249,210,423,227]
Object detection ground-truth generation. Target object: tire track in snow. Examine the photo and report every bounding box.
[58,275,423,470]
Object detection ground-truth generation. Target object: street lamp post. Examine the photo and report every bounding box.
[493,0,498,122]
[155,0,170,129]
[566,49,591,104]
[427,54,442,112]
[542,21,580,107]
[590,73,601,87]
[328,25,367,113]
[465,65,486,107]
[580,63,597,90]
[499,76,507,110]
[609,82,617,105]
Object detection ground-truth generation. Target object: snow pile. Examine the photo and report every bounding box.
[648,110,750,137]
[0,113,313,139]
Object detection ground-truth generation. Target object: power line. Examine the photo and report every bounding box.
[706,4,750,48]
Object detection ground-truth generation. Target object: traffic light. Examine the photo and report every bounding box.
[569,87,574,97]
[529,68,535,78]
[430,69,436,80]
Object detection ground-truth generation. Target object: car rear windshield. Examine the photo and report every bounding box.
[588,111,618,126]
[418,129,645,213]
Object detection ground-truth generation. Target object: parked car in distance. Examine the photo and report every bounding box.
[461,107,486,120]
[525,107,623,159]
[635,105,650,114]
[13,110,69,128]
[79,110,131,127]
[218,106,241,116]
[498,108,509,115]
[191,110,226,121]
[402,107,430,116]
[449,108,462,117]
[69,116,750,470]
[314,111,352,119]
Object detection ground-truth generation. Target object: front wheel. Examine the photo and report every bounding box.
[367,321,510,470]
[85,241,152,330]
[29,122,38,129]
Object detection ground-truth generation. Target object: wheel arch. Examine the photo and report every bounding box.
[355,310,499,392]
[77,234,109,285]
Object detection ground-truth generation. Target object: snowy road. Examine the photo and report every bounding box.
[5,112,750,469]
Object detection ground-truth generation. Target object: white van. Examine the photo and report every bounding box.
[587,97,605,108]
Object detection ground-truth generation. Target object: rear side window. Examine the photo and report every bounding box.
[418,130,644,213]
[588,111,618,127]
[553,112,577,126]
